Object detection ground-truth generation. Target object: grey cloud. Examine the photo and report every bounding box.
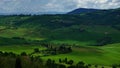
[0,0,120,14]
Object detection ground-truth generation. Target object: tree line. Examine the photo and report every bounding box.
[32,45,72,56]
[0,51,120,68]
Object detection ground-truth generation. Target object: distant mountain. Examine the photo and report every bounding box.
[22,11,65,15]
[67,8,100,14]
[0,12,65,15]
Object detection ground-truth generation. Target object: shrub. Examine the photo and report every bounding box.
[21,52,27,56]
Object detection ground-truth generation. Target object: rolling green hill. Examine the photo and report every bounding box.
[0,8,120,45]
[0,8,120,66]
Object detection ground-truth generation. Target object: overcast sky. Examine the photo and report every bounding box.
[0,0,120,14]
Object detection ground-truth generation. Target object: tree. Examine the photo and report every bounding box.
[68,47,72,52]
[77,61,85,68]
[88,64,92,67]
[112,65,117,68]
[30,56,34,62]
[3,52,9,56]
[21,52,27,56]
[45,59,52,68]
[15,57,22,68]
[102,66,104,68]
[0,51,3,55]
[67,60,74,65]
[95,65,98,68]
[64,58,68,64]
[97,37,112,46]
[58,64,66,68]
[34,48,39,53]
[59,59,62,63]
[45,59,56,68]
[8,52,16,57]
[68,65,76,68]
[85,65,89,68]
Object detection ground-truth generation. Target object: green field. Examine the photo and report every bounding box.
[0,43,120,66]
[0,45,46,54]
[42,43,120,65]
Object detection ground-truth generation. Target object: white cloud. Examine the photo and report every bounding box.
[0,0,120,14]
[76,0,120,9]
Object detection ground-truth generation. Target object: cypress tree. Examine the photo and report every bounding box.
[15,57,22,68]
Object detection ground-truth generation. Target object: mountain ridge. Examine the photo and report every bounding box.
[67,8,101,14]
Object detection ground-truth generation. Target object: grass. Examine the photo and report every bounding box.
[41,43,120,65]
[0,26,120,65]
[0,28,27,38]
[0,43,120,65]
[0,24,120,45]
[0,45,46,54]
[50,40,96,46]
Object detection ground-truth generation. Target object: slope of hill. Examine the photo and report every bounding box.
[0,8,120,45]
[67,8,100,14]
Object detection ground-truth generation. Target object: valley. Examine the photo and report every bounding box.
[0,8,120,68]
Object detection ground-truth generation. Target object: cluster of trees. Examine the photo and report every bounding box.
[0,37,30,45]
[0,51,16,57]
[45,58,88,68]
[33,45,72,56]
[0,37,50,45]
[111,25,120,31]
[95,36,112,46]
[0,51,120,68]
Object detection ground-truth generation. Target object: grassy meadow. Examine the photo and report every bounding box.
[42,43,120,65]
[0,43,120,66]
[0,45,46,54]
